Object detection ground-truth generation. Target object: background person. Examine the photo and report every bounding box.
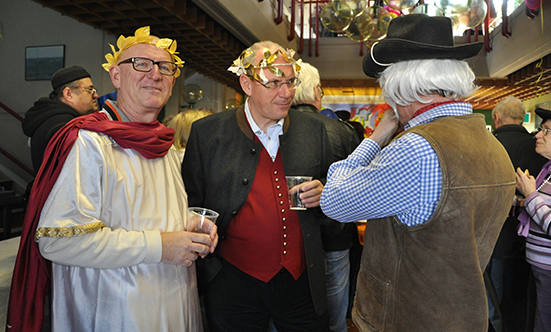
[320,14,515,331]
[515,107,551,332]
[7,26,217,332]
[292,61,361,332]
[487,96,548,331]
[22,65,99,173]
[182,41,332,331]
[166,108,213,153]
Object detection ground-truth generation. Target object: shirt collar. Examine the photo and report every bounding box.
[244,98,284,135]
[405,101,473,130]
[102,99,131,122]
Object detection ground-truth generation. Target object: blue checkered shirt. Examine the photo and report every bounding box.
[320,102,474,226]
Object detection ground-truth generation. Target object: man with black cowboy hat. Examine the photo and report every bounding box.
[320,14,515,331]
[22,65,99,173]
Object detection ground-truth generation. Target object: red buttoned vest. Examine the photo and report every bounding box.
[218,147,306,282]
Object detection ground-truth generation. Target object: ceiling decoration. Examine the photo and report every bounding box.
[33,0,550,110]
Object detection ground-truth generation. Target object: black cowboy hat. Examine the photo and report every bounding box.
[536,107,551,123]
[363,14,483,78]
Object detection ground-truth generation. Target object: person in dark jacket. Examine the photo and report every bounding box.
[22,66,99,173]
[292,62,361,332]
[487,96,548,332]
[183,41,332,331]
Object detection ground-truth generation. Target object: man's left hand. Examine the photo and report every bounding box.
[297,179,324,208]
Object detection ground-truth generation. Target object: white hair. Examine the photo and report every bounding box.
[293,62,320,105]
[379,59,478,112]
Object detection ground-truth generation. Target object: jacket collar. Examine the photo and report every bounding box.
[235,104,290,140]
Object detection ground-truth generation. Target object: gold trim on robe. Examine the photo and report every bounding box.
[35,222,106,241]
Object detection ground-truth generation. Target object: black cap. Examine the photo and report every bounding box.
[536,107,551,123]
[51,66,91,90]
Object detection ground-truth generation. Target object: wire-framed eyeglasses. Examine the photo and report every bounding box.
[118,57,178,76]
[248,75,301,91]
[538,126,551,136]
[79,87,97,95]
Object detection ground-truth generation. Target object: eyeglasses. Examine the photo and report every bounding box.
[80,87,97,95]
[118,57,177,76]
[318,85,324,97]
[248,75,301,91]
[538,126,551,136]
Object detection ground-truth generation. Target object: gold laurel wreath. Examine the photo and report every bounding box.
[228,47,301,84]
[102,26,185,77]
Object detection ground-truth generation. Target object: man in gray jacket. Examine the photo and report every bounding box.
[292,62,360,332]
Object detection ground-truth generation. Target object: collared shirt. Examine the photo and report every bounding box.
[102,99,130,122]
[244,98,284,161]
[320,102,473,226]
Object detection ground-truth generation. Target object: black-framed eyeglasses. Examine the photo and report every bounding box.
[538,126,551,136]
[247,75,301,91]
[79,87,97,95]
[118,57,177,76]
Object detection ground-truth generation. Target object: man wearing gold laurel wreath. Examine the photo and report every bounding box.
[6,27,217,332]
[182,41,332,331]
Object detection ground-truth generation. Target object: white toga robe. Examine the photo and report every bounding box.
[36,128,201,331]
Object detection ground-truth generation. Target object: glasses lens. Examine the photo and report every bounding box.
[133,58,153,72]
[158,62,177,75]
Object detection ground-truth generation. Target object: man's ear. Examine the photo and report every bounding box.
[314,86,321,103]
[62,87,73,101]
[109,65,121,89]
[240,74,253,97]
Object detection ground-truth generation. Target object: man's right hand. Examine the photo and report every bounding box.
[369,109,400,148]
[161,231,217,267]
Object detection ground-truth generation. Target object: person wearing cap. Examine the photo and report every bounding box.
[7,26,217,332]
[487,96,547,331]
[22,65,99,173]
[292,61,361,332]
[320,14,515,331]
[516,107,551,332]
[182,41,332,331]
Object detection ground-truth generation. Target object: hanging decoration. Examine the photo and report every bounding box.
[346,12,376,42]
[431,0,488,35]
[317,0,489,45]
[384,0,417,13]
[343,0,370,17]
[320,1,353,32]
[363,3,393,43]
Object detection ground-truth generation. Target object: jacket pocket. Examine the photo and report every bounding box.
[353,265,390,332]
